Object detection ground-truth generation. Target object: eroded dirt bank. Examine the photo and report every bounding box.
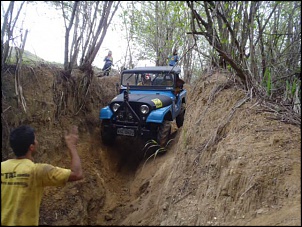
[1,66,301,226]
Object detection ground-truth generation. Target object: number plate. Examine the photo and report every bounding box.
[117,128,135,136]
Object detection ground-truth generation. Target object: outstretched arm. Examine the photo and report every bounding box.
[64,125,83,181]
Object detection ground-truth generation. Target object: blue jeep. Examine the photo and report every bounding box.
[99,66,186,146]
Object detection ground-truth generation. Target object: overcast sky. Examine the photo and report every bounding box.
[1,1,140,69]
[2,1,155,68]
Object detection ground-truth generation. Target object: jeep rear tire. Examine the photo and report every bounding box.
[157,120,171,147]
[101,120,116,145]
[176,105,186,128]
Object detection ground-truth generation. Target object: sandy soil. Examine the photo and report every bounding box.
[1,65,301,226]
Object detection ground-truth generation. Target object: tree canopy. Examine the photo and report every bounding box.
[1,1,300,121]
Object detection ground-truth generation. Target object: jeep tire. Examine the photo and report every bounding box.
[157,120,171,147]
[101,120,116,145]
[176,104,186,128]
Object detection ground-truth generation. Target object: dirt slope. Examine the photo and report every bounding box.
[120,74,301,226]
[1,65,301,226]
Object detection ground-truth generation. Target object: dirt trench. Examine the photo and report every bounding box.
[2,65,300,226]
[38,123,181,225]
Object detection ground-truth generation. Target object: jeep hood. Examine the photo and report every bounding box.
[112,93,172,109]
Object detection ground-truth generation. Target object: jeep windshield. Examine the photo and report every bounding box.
[121,72,175,87]
[121,66,181,88]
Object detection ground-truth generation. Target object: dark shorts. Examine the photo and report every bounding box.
[103,63,112,71]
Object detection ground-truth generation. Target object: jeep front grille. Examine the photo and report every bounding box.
[114,102,142,123]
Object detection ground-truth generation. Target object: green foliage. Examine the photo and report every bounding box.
[291,78,298,96]
[286,78,300,98]
[5,48,45,66]
[142,138,174,169]
[182,128,188,148]
[187,0,300,116]
[121,1,190,64]
[142,140,161,158]
[263,68,272,96]
[286,80,290,95]
[221,38,228,44]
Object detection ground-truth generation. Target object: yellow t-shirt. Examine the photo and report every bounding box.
[1,159,71,226]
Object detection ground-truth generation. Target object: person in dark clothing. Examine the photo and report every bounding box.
[168,49,179,66]
[102,51,113,76]
[174,74,185,95]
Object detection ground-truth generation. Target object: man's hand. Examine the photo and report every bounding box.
[64,125,83,181]
[64,125,78,150]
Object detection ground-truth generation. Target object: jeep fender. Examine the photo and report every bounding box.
[178,90,187,102]
[146,105,172,123]
[100,106,113,120]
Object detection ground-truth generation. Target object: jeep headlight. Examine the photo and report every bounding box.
[140,105,149,114]
[112,103,120,112]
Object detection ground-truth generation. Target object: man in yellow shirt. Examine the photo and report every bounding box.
[1,125,83,226]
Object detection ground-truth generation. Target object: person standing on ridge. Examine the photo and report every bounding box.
[1,125,83,226]
[168,49,179,66]
[102,50,113,76]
